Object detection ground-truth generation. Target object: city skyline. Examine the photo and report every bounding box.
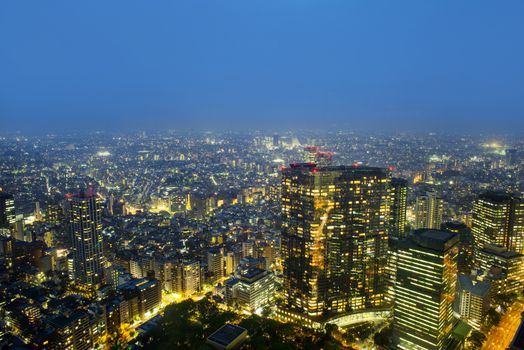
[0,130,523,349]
[1,1,524,349]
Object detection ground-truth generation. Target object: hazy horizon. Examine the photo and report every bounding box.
[2,1,524,134]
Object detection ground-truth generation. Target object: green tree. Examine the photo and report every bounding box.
[485,308,501,329]
[143,296,351,349]
[374,326,393,349]
[494,292,517,309]
[466,330,487,350]
[104,328,130,350]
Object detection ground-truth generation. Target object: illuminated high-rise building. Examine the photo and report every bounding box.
[303,146,334,166]
[386,179,409,305]
[108,193,115,216]
[0,192,15,231]
[389,178,408,239]
[67,189,104,286]
[414,191,444,230]
[207,247,224,282]
[45,203,63,224]
[505,148,519,167]
[472,192,524,257]
[394,229,459,350]
[477,244,524,295]
[455,275,491,331]
[272,133,280,148]
[281,163,390,319]
[441,221,474,274]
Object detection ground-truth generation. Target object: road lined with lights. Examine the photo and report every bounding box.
[482,301,524,350]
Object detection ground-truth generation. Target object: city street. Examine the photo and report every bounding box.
[482,301,524,350]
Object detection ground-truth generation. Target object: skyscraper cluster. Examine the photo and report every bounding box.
[0,132,522,350]
[278,154,524,349]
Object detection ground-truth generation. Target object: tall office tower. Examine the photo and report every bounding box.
[394,229,459,350]
[472,192,524,257]
[386,179,408,305]
[272,133,280,148]
[389,178,408,239]
[477,245,524,295]
[385,239,400,305]
[67,189,104,286]
[281,163,390,319]
[0,193,15,231]
[506,148,519,167]
[414,191,444,230]
[441,221,475,274]
[303,146,334,166]
[108,193,115,216]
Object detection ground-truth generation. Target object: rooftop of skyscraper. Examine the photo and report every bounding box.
[282,162,387,174]
[65,188,97,199]
[478,191,521,203]
[411,229,459,252]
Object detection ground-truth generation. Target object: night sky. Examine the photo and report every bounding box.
[1,1,524,134]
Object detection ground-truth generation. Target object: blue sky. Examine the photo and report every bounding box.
[1,1,523,133]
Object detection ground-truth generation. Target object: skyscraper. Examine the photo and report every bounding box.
[0,192,15,231]
[207,247,224,282]
[441,221,474,274]
[472,192,524,257]
[67,189,104,286]
[414,191,444,230]
[477,245,524,295]
[303,146,334,166]
[394,229,459,350]
[272,133,280,148]
[281,163,390,319]
[505,148,519,167]
[389,178,408,239]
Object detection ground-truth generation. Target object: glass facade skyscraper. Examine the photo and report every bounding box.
[389,178,408,239]
[281,163,390,318]
[414,191,444,230]
[68,189,104,286]
[472,191,524,257]
[394,229,459,350]
[0,192,15,230]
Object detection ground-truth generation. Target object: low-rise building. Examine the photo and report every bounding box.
[455,274,491,330]
[120,278,161,320]
[224,268,275,311]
